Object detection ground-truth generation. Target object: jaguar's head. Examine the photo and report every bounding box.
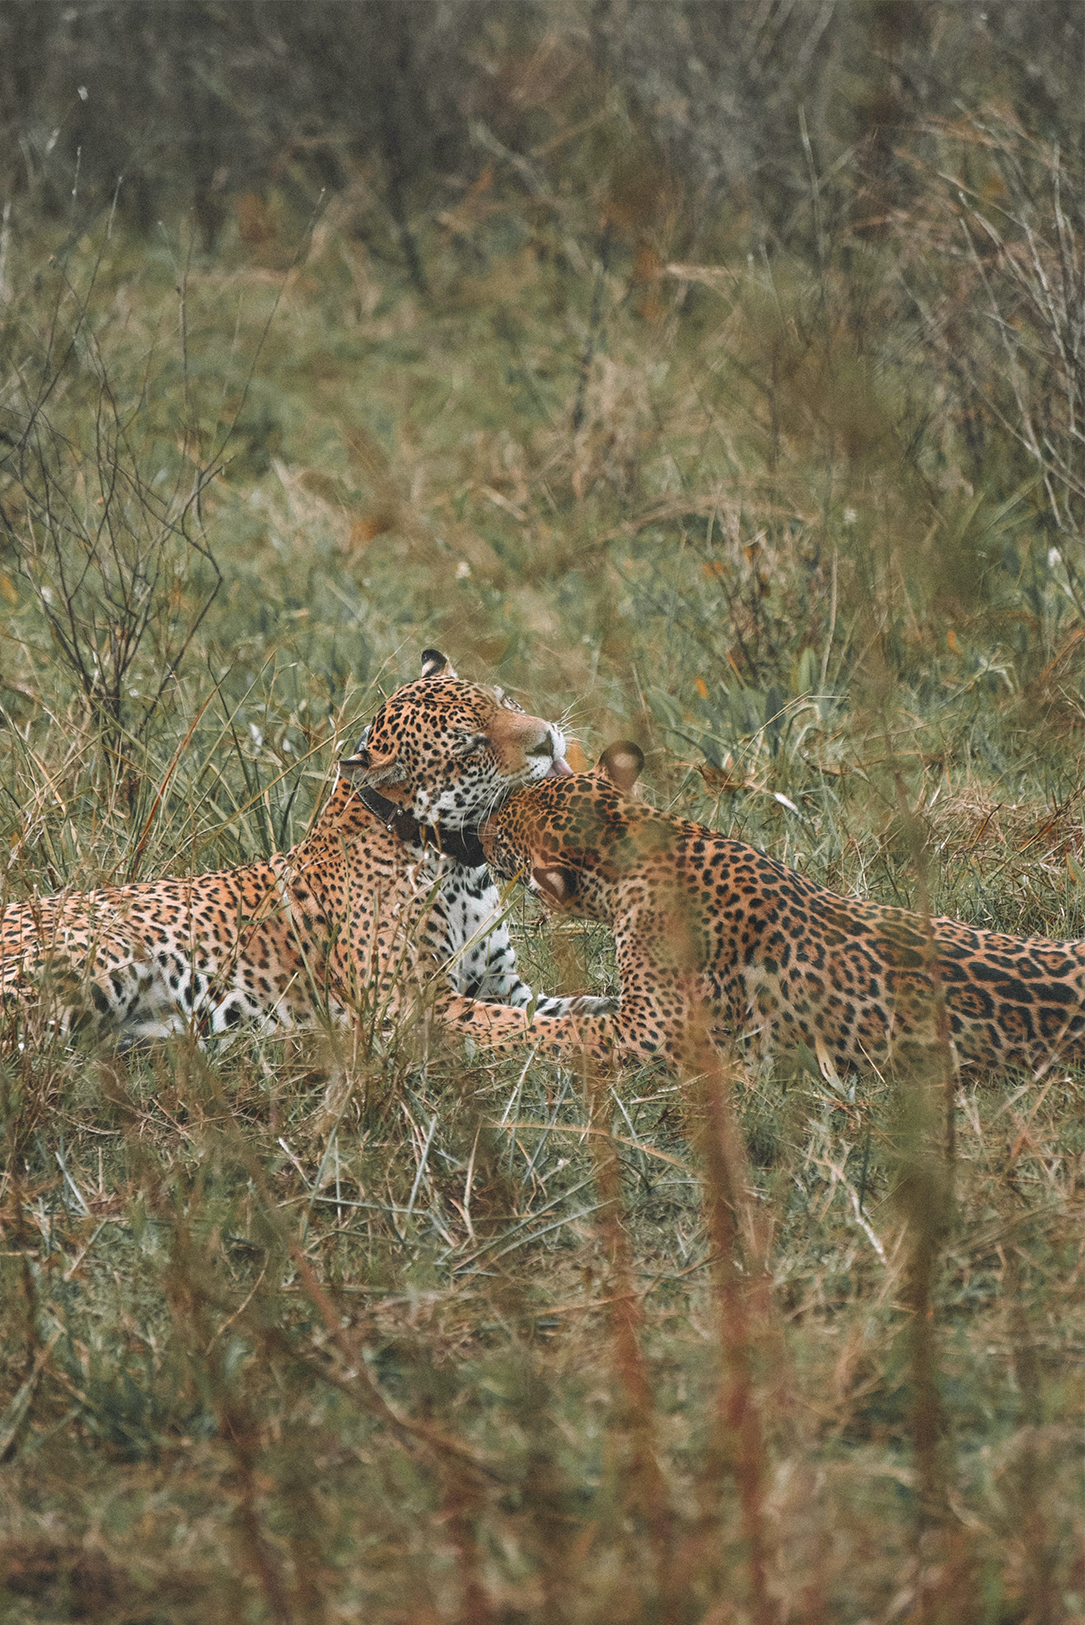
[339,649,572,830]
[481,742,650,921]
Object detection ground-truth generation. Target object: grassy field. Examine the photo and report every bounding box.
[0,108,1082,1624]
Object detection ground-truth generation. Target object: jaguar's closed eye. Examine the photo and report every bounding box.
[456,733,490,754]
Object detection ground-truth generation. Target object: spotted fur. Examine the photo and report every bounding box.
[458,745,1085,1077]
[0,652,611,1046]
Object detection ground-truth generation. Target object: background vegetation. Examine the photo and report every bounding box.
[0,3,1082,1620]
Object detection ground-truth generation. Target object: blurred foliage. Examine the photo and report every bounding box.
[1,1,1081,259]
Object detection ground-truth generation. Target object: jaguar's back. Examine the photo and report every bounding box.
[472,757,1085,1076]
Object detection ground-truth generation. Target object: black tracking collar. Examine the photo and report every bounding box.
[357,786,487,868]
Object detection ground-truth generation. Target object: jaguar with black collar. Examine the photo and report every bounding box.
[1,651,612,1044]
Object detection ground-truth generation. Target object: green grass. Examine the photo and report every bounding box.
[0,114,1082,1623]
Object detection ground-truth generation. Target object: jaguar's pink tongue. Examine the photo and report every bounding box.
[545,756,573,778]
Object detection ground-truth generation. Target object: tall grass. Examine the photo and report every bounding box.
[0,101,1081,1624]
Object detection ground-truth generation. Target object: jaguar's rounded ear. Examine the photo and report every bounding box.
[339,742,400,782]
[421,648,458,679]
[340,723,373,774]
[596,740,644,796]
[533,865,577,906]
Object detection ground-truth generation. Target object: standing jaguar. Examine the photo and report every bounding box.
[454,744,1085,1077]
[0,652,611,1046]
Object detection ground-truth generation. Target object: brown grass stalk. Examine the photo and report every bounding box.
[681,1002,782,1625]
[583,1056,679,1621]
